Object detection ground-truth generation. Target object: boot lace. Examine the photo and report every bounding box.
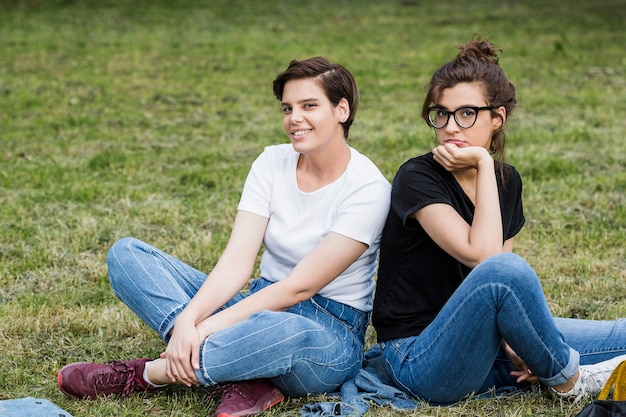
[93,361,138,397]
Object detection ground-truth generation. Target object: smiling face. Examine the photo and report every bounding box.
[434,82,505,150]
[280,78,348,155]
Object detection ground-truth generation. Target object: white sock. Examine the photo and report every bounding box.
[143,361,168,388]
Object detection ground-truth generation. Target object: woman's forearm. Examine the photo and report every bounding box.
[469,155,503,257]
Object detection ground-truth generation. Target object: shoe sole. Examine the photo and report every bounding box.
[216,392,285,417]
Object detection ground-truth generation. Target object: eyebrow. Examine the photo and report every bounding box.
[281,97,320,106]
[434,104,487,109]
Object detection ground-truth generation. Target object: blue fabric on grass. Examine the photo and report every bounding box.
[300,344,523,416]
[300,344,419,416]
[0,397,73,417]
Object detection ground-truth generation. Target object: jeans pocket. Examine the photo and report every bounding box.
[309,297,353,331]
[387,337,416,361]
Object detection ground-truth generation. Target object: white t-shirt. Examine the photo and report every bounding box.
[237,144,391,312]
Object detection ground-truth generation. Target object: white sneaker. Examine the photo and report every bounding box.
[552,354,626,401]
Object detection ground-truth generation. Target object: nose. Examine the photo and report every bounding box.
[444,114,461,132]
[289,108,303,124]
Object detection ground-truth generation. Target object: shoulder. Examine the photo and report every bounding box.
[347,147,391,187]
[506,163,522,182]
[394,152,443,184]
[499,162,523,190]
[257,143,298,161]
[389,152,458,214]
[250,144,298,171]
[501,162,520,176]
[398,152,437,172]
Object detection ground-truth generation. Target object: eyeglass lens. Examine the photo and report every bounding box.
[428,107,479,129]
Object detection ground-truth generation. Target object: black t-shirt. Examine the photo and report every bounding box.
[371,152,525,342]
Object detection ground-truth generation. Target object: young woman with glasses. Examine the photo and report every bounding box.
[371,38,626,405]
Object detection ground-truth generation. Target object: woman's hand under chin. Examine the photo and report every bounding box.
[432,143,492,172]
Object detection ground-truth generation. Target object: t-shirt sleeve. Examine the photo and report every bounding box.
[237,148,273,218]
[504,166,525,240]
[332,177,391,247]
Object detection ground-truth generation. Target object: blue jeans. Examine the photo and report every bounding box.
[106,237,369,397]
[381,252,626,404]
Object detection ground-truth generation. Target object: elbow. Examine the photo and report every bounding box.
[285,284,319,307]
[270,280,320,310]
[292,288,317,305]
[466,248,503,269]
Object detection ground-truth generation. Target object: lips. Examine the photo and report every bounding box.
[445,139,464,147]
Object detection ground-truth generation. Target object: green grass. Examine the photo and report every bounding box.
[1,0,625,415]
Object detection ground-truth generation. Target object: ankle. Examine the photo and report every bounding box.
[552,370,579,394]
[143,360,168,388]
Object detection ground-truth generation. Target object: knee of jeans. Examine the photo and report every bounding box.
[478,252,537,285]
[106,237,139,287]
[484,252,523,265]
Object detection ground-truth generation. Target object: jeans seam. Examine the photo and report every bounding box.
[159,303,187,341]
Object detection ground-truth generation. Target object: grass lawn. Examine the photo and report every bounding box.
[1,0,624,416]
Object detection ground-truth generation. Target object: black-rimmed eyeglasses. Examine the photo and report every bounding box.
[427,106,499,129]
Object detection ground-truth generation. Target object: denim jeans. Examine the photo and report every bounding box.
[380,252,626,404]
[106,237,369,397]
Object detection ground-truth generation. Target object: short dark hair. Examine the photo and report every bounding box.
[273,57,359,138]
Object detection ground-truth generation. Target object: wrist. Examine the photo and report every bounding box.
[475,150,494,170]
[176,310,197,327]
[195,318,213,340]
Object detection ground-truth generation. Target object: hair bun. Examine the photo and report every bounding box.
[456,38,501,65]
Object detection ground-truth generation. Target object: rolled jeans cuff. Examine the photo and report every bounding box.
[540,347,580,387]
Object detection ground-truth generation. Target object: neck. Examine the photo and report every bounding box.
[297,142,351,192]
